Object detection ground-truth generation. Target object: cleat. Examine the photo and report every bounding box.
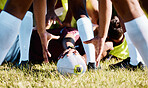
[109,57,145,71]
[15,61,30,70]
[87,62,96,71]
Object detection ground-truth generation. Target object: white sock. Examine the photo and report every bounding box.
[19,11,33,64]
[125,15,148,67]
[77,17,95,64]
[124,32,145,66]
[0,11,21,65]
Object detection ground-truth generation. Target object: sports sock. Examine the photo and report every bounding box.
[0,11,21,65]
[125,15,148,67]
[77,17,95,64]
[124,32,145,66]
[19,11,33,64]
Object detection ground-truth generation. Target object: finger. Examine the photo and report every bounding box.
[51,35,60,39]
[58,51,68,59]
[61,49,69,57]
[96,61,99,67]
[73,50,79,55]
[47,33,59,42]
[56,17,62,26]
[47,50,51,57]
[47,18,54,26]
[58,49,70,59]
[96,54,101,67]
[96,55,100,67]
[58,53,63,59]
[43,49,50,63]
[49,17,53,21]
[67,49,75,56]
[48,20,53,25]
[58,54,63,60]
[43,52,49,63]
[96,55,100,62]
[49,17,54,23]
[59,49,70,59]
[53,17,57,24]
[63,49,69,54]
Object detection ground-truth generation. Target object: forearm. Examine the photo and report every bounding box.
[47,0,57,13]
[33,0,46,33]
[63,4,73,23]
[98,0,112,39]
[62,34,76,50]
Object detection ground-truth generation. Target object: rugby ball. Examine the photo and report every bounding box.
[57,53,87,75]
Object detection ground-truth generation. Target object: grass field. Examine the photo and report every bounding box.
[0,59,147,88]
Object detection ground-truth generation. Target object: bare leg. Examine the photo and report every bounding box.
[4,0,33,20]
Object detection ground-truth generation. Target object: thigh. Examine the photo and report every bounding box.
[4,0,33,20]
[68,0,88,20]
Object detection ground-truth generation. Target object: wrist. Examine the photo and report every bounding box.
[37,29,46,35]
[47,8,55,14]
[97,35,106,41]
[66,46,75,49]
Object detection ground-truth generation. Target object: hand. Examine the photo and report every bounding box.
[59,8,72,28]
[60,20,71,28]
[83,36,106,67]
[38,31,60,63]
[58,48,79,59]
[46,11,62,29]
[58,48,86,63]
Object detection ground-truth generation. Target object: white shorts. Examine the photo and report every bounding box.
[4,36,20,63]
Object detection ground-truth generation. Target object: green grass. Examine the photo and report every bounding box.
[0,59,148,88]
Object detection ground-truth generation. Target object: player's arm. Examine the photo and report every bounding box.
[98,0,112,40]
[47,0,57,10]
[46,0,62,28]
[33,0,50,63]
[61,3,73,27]
[83,0,112,66]
[62,31,79,49]
[33,0,46,34]
[59,30,80,58]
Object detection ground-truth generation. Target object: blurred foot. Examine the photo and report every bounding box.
[15,61,29,70]
[87,62,96,71]
[109,57,144,71]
